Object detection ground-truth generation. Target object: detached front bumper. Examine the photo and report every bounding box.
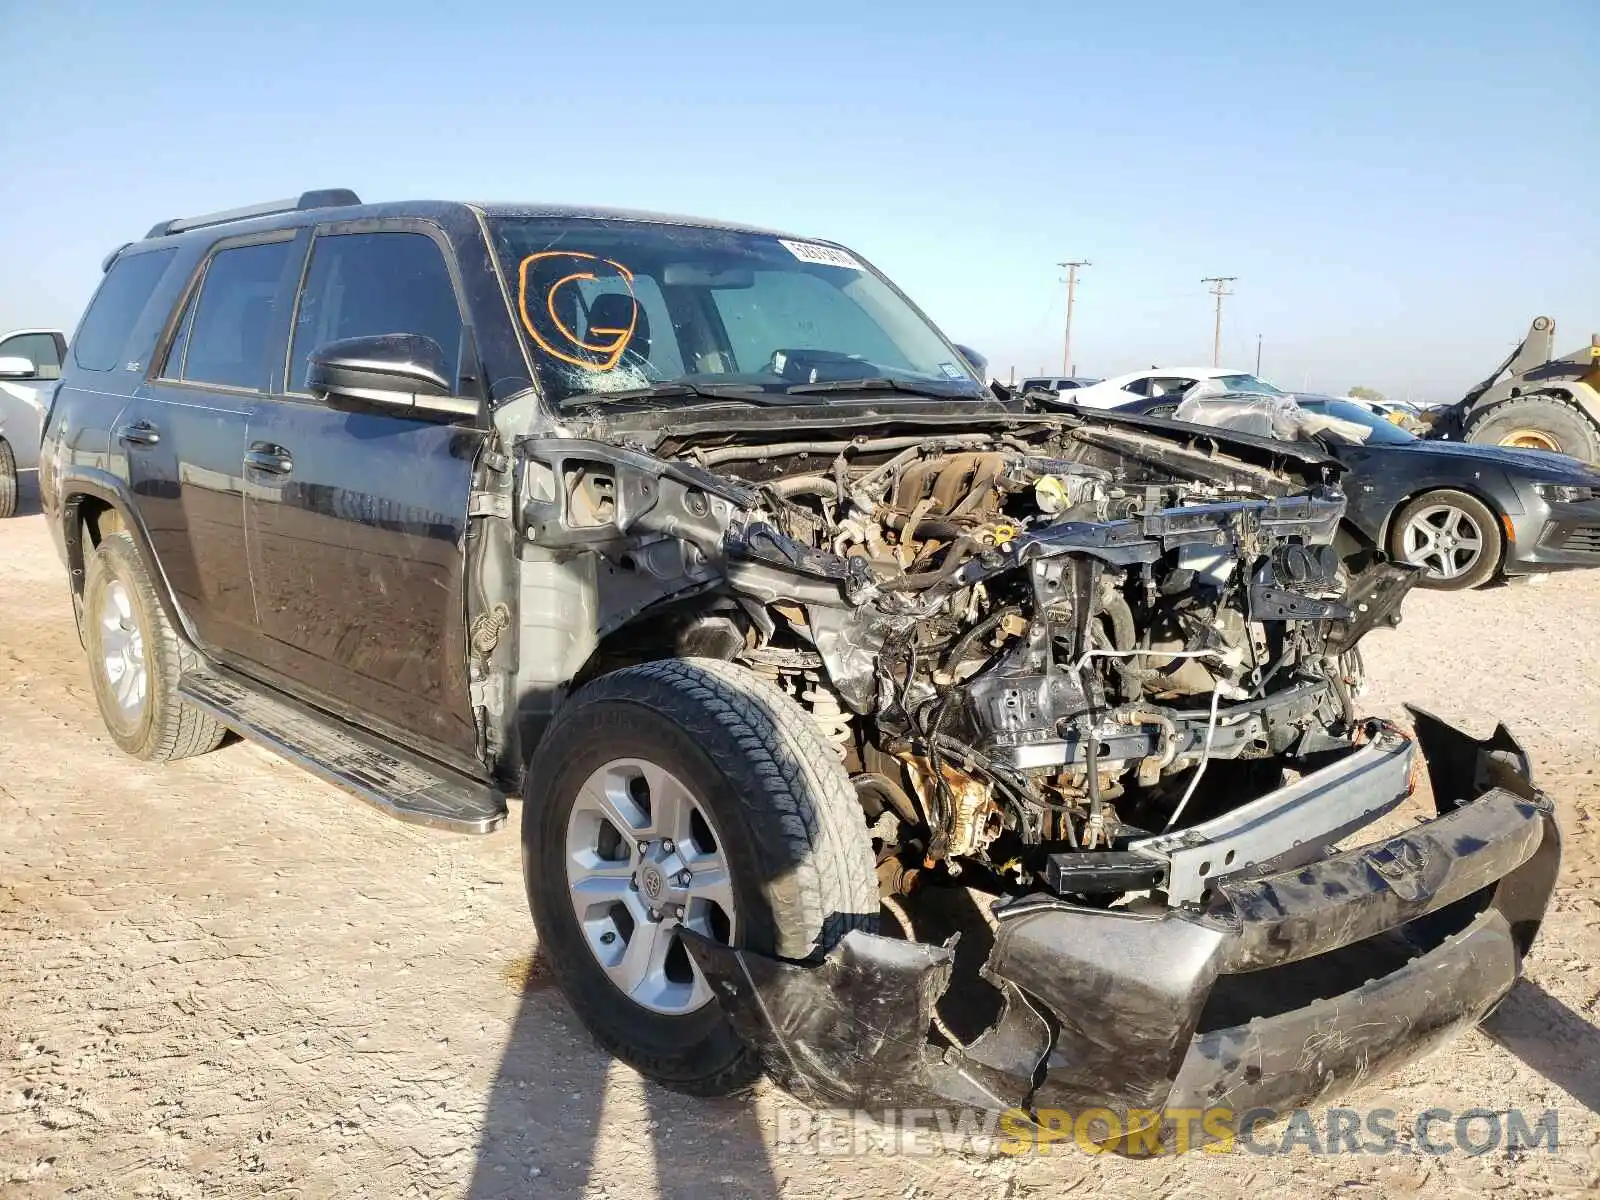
[685,710,1560,1147]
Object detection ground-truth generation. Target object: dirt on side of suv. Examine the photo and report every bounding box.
[41,191,1559,1152]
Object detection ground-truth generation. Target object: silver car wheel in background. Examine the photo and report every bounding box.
[98,578,148,719]
[1401,503,1485,582]
[564,758,737,1015]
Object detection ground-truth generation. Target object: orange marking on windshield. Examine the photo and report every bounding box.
[518,251,639,372]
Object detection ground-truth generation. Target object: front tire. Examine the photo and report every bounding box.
[523,658,878,1095]
[0,438,16,518]
[1389,489,1503,590]
[82,530,226,760]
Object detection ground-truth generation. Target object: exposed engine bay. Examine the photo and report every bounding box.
[509,410,1419,908]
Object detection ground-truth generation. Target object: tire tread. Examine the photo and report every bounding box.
[87,531,226,761]
[0,439,16,519]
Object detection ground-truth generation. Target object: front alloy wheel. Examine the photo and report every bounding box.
[1390,489,1502,590]
[523,657,879,1095]
[565,758,737,1015]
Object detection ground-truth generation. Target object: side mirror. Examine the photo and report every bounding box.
[0,355,37,380]
[952,343,988,379]
[306,334,475,418]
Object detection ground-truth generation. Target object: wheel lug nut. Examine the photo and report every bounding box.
[648,908,661,921]
[676,870,693,886]
[600,931,616,945]
[628,877,639,890]
[661,839,675,854]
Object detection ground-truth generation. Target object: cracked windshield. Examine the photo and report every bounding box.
[490,217,986,406]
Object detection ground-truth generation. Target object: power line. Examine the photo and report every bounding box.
[1057,260,1090,375]
[1201,276,1236,368]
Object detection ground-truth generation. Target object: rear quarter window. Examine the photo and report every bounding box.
[71,250,178,373]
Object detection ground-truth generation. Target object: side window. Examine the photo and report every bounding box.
[1122,377,1152,397]
[72,250,177,373]
[289,231,463,394]
[0,332,62,380]
[172,241,295,391]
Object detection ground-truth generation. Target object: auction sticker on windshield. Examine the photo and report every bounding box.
[779,239,862,270]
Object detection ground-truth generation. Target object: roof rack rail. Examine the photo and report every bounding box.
[144,188,362,240]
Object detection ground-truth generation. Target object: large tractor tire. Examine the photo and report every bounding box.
[1464,394,1600,463]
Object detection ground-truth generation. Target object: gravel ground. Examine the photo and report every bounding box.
[1,475,1597,1199]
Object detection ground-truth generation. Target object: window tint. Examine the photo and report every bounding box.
[1122,377,1151,396]
[0,332,62,379]
[289,232,462,393]
[710,270,909,376]
[178,241,295,391]
[72,250,177,372]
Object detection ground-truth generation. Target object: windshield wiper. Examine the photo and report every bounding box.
[783,376,981,400]
[563,381,806,407]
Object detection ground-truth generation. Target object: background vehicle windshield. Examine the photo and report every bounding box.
[1302,398,1417,444]
[1215,373,1285,396]
[488,217,984,405]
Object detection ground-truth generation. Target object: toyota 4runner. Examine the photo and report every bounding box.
[41,190,1559,1147]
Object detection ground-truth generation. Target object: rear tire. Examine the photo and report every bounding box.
[523,657,878,1095]
[1464,394,1600,463]
[83,530,226,760]
[1389,489,1502,591]
[0,439,16,518]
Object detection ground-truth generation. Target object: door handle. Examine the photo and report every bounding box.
[245,444,294,475]
[116,420,161,447]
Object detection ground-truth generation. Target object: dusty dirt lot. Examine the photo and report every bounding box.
[2,474,1597,1199]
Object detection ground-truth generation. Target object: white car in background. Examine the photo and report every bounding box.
[1018,374,1101,399]
[0,329,67,517]
[1045,365,1285,410]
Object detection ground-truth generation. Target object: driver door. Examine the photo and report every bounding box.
[242,222,484,764]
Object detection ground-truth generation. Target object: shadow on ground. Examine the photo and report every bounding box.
[467,949,781,1199]
[1483,977,1600,1114]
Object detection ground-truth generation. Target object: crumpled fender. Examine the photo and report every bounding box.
[683,928,1052,1113]
[683,711,1560,1147]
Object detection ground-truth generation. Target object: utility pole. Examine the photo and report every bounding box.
[1202,276,1237,368]
[1255,332,1263,375]
[1058,260,1090,375]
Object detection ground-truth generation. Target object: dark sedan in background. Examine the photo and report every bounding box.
[1112,393,1600,589]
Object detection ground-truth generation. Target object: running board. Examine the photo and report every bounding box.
[178,668,507,834]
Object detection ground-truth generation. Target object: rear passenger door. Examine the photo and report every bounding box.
[243,222,483,763]
[130,232,302,661]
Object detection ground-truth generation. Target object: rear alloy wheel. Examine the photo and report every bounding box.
[523,658,878,1094]
[1390,489,1502,590]
[83,530,227,760]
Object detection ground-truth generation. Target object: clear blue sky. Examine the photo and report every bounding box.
[3,0,1595,401]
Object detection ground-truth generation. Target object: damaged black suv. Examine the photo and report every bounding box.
[42,190,1559,1145]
